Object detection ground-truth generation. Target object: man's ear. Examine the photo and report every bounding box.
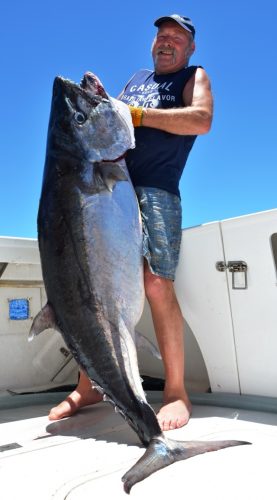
[188,41,196,58]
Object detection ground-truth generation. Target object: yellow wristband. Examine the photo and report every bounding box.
[128,105,144,127]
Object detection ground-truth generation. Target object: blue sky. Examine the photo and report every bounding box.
[1,0,276,238]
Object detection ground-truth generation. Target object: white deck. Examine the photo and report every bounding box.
[1,213,277,498]
[0,391,276,499]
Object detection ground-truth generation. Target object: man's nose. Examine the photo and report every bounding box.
[163,36,172,45]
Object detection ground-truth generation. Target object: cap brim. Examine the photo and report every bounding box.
[154,16,194,37]
[154,16,176,27]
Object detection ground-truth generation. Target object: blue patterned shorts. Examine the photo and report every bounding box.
[135,186,182,281]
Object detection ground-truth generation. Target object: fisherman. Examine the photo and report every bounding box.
[49,14,213,431]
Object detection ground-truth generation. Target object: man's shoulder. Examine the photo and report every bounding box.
[125,69,154,86]
[132,68,153,78]
[183,65,202,75]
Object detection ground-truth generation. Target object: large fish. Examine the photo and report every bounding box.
[29,72,249,493]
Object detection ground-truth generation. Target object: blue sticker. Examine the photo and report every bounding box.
[9,299,29,320]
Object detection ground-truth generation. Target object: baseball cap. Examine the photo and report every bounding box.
[154,14,195,38]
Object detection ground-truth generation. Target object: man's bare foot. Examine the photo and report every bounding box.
[157,392,192,431]
[48,372,103,420]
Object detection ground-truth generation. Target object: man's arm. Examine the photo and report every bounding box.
[140,68,213,135]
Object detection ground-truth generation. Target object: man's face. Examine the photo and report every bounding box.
[152,21,195,74]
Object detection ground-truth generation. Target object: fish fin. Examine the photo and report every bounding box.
[122,436,251,493]
[93,161,128,192]
[135,330,162,360]
[28,303,59,342]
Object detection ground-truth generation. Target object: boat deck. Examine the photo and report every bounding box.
[0,391,276,499]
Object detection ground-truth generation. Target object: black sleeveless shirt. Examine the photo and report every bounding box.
[120,66,199,197]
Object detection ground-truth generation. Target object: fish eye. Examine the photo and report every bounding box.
[74,111,87,124]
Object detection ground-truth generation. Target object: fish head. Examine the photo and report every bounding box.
[47,72,135,162]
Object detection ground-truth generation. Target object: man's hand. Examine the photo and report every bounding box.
[128,105,144,127]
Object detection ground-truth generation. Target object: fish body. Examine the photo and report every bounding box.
[30,72,250,493]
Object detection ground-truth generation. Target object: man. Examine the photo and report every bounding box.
[49,14,213,431]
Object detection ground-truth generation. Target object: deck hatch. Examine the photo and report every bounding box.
[0,442,22,452]
[9,298,30,320]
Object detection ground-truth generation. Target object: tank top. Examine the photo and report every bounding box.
[119,66,199,197]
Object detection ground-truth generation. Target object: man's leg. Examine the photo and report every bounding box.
[144,263,191,431]
[48,370,102,420]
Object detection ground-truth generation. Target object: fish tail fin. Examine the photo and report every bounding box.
[28,302,58,342]
[122,436,250,493]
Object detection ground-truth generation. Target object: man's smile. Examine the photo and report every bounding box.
[156,47,175,56]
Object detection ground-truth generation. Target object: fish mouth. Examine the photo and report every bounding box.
[53,73,110,109]
[80,72,109,99]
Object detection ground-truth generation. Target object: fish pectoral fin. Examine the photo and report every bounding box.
[28,303,59,342]
[135,330,162,360]
[93,161,128,192]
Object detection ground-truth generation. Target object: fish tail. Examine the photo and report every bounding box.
[122,436,250,493]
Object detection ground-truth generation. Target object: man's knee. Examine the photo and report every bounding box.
[144,263,174,303]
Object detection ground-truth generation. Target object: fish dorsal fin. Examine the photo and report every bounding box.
[28,303,59,341]
[93,161,128,192]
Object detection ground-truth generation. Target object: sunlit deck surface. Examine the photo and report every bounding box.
[0,390,276,499]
